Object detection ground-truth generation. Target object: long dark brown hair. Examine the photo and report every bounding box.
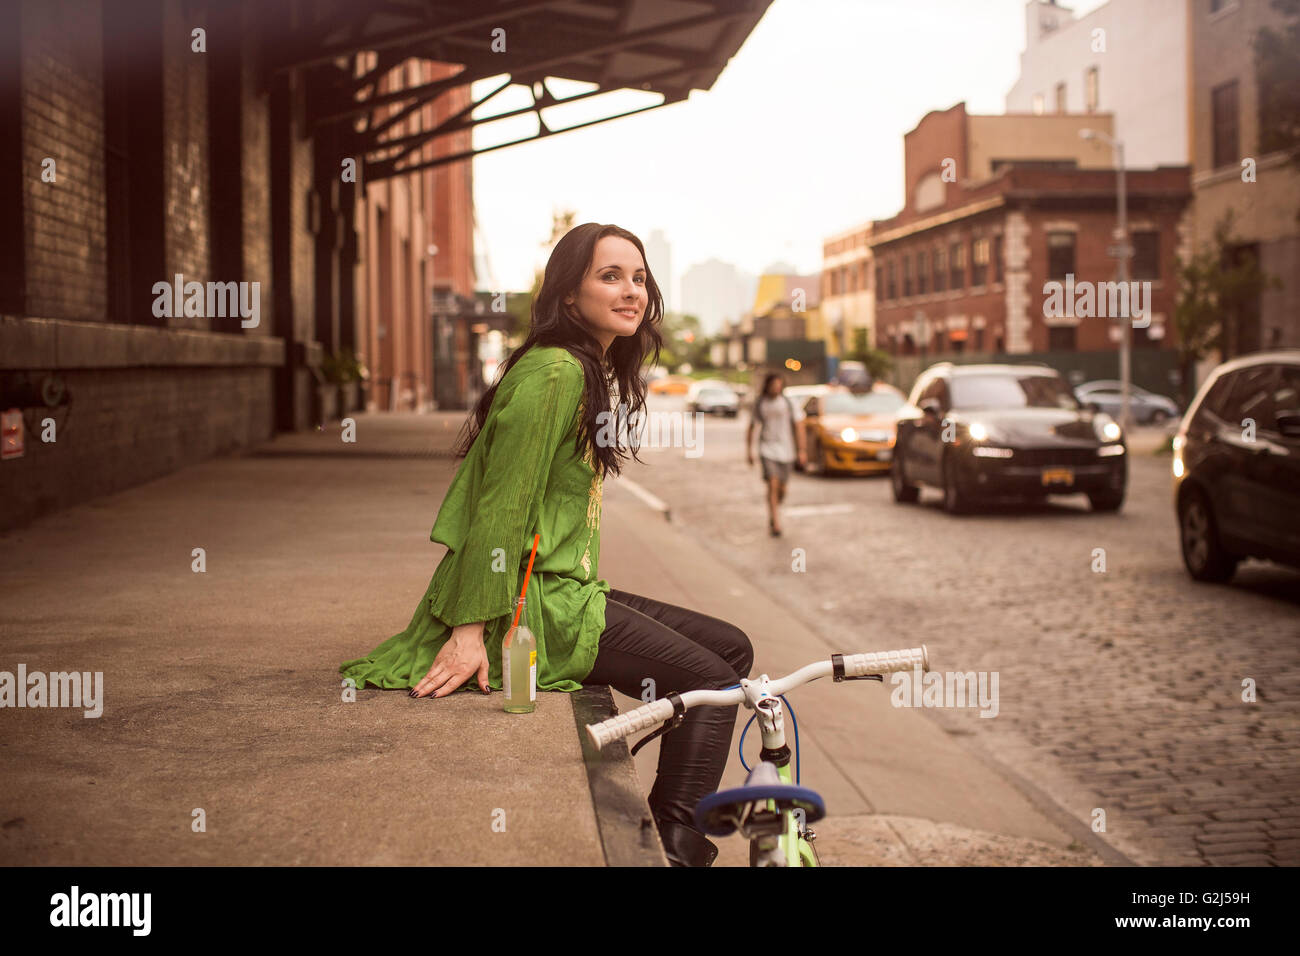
[452,222,665,480]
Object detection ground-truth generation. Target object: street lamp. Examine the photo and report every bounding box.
[1080,127,1132,431]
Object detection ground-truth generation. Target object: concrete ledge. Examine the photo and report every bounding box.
[572,686,668,866]
[0,315,284,369]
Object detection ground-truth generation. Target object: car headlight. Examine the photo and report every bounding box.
[968,422,989,442]
[840,427,857,443]
[1093,414,1122,442]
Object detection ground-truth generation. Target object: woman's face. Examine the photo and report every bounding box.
[564,235,648,354]
[766,377,784,396]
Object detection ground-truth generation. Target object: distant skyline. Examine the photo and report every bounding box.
[470,0,1109,296]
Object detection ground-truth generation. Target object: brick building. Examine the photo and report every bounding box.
[0,0,769,530]
[869,102,1191,390]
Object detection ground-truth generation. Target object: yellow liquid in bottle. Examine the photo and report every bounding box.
[503,598,536,714]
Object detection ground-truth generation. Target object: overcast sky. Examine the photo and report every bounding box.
[470,0,1107,301]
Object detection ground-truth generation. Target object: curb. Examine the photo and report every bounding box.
[610,475,671,521]
[572,686,668,866]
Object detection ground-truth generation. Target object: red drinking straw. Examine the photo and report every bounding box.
[512,533,541,629]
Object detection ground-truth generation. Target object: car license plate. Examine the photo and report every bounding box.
[1041,467,1074,486]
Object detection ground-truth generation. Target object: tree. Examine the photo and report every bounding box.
[656,312,710,372]
[1173,211,1277,405]
[848,328,894,380]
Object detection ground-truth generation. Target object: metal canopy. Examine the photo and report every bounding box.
[279,0,771,182]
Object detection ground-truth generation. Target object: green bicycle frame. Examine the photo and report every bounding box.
[771,759,818,867]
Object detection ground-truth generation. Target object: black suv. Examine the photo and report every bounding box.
[892,363,1127,514]
[1173,350,1300,582]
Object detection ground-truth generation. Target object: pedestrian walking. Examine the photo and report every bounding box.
[746,372,807,536]
[339,222,753,867]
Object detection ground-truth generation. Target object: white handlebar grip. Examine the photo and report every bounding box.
[844,645,929,678]
[586,698,674,751]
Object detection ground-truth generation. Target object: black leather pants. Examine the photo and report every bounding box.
[582,588,755,863]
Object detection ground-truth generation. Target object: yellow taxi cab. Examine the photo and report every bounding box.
[649,375,694,395]
[800,383,907,476]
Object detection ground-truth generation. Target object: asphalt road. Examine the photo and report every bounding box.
[617,392,1300,866]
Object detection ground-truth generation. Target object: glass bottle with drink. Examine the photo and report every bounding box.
[502,596,536,713]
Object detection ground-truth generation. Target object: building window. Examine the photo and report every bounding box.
[993,234,1003,282]
[1211,79,1238,169]
[886,260,896,300]
[903,255,912,297]
[1032,93,1044,114]
[1132,231,1160,280]
[933,247,946,292]
[1055,82,1067,113]
[933,330,946,353]
[1047,231,1076,280]
[974,327,985,351]
[971,237,989,286]
[1048,325,1077,351]
[949,241,965,288]
[876,265,883,299]
[917,250,928,294]
[1085,67,1099,113]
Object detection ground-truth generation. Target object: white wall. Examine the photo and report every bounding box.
[1006,0,1188,168]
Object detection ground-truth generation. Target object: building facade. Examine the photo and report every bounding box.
[1006,0,1189,167]
[1188,0,1300,353]
[869,102,1191,391]
[821,223,874,354]
[710,272,826,383]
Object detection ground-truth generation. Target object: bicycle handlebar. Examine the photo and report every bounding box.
[585,645,929,751]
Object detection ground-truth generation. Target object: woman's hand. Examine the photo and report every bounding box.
[411,621,489,698]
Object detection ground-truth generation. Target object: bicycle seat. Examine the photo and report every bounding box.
[694,761,826,836]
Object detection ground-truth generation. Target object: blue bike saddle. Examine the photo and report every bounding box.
[694,780,826,836]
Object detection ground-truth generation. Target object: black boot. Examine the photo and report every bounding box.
[655,817,719,867]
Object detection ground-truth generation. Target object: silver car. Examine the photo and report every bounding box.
[1075,380,1180,425]
[686,381,740,417]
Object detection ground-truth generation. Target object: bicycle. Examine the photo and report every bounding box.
[586,644,931,867]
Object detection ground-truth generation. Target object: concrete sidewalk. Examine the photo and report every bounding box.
[0,411,1125,866]
[0,412,645,865]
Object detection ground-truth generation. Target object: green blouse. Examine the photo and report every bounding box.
[339,345,610,693]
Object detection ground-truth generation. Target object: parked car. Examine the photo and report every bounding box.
[686,380,739,416]
[1172,350,1300,582]
[801,384,906,476]
[1075,380,1180,425]
[832,360,873,390]
[892,362,1127,514]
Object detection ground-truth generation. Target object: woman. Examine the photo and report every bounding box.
[340,222,754,867]
[746,372,806,536]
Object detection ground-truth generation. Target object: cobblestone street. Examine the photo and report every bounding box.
[620,396,1300,866]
